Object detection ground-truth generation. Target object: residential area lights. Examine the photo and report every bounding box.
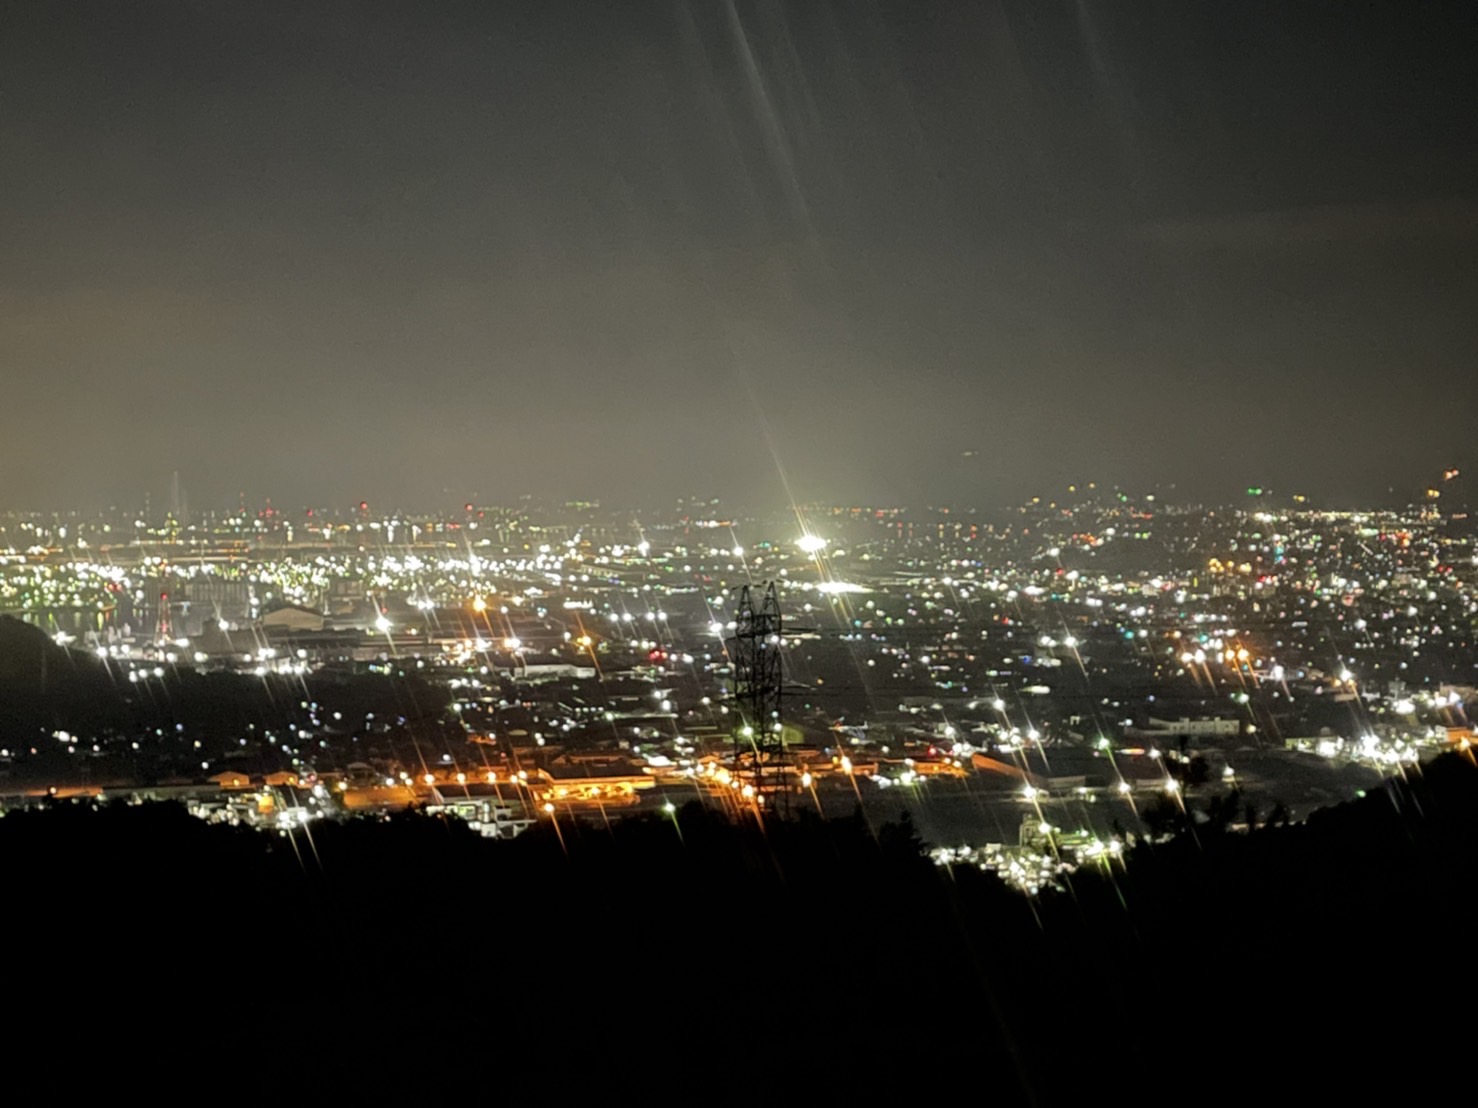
[1,487,1474,886]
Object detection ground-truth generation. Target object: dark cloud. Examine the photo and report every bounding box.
[1139,199,1478,251]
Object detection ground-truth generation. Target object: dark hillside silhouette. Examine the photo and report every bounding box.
[5,753,1474,1100]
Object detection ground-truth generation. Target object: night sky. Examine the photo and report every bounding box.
[4,2,1476,511]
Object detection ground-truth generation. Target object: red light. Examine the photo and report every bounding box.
[359,501,368,511]
[465,503,474,513]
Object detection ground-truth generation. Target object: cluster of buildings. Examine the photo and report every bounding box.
[3,484,1475,872]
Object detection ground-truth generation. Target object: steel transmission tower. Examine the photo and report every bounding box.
[154,589,174,644]
[730,581,788,803]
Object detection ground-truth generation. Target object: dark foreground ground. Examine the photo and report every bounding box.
[3,753,1474,1103]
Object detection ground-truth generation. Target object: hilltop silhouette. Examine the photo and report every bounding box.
[5,751,1473,1100]
[0,615,107,687]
